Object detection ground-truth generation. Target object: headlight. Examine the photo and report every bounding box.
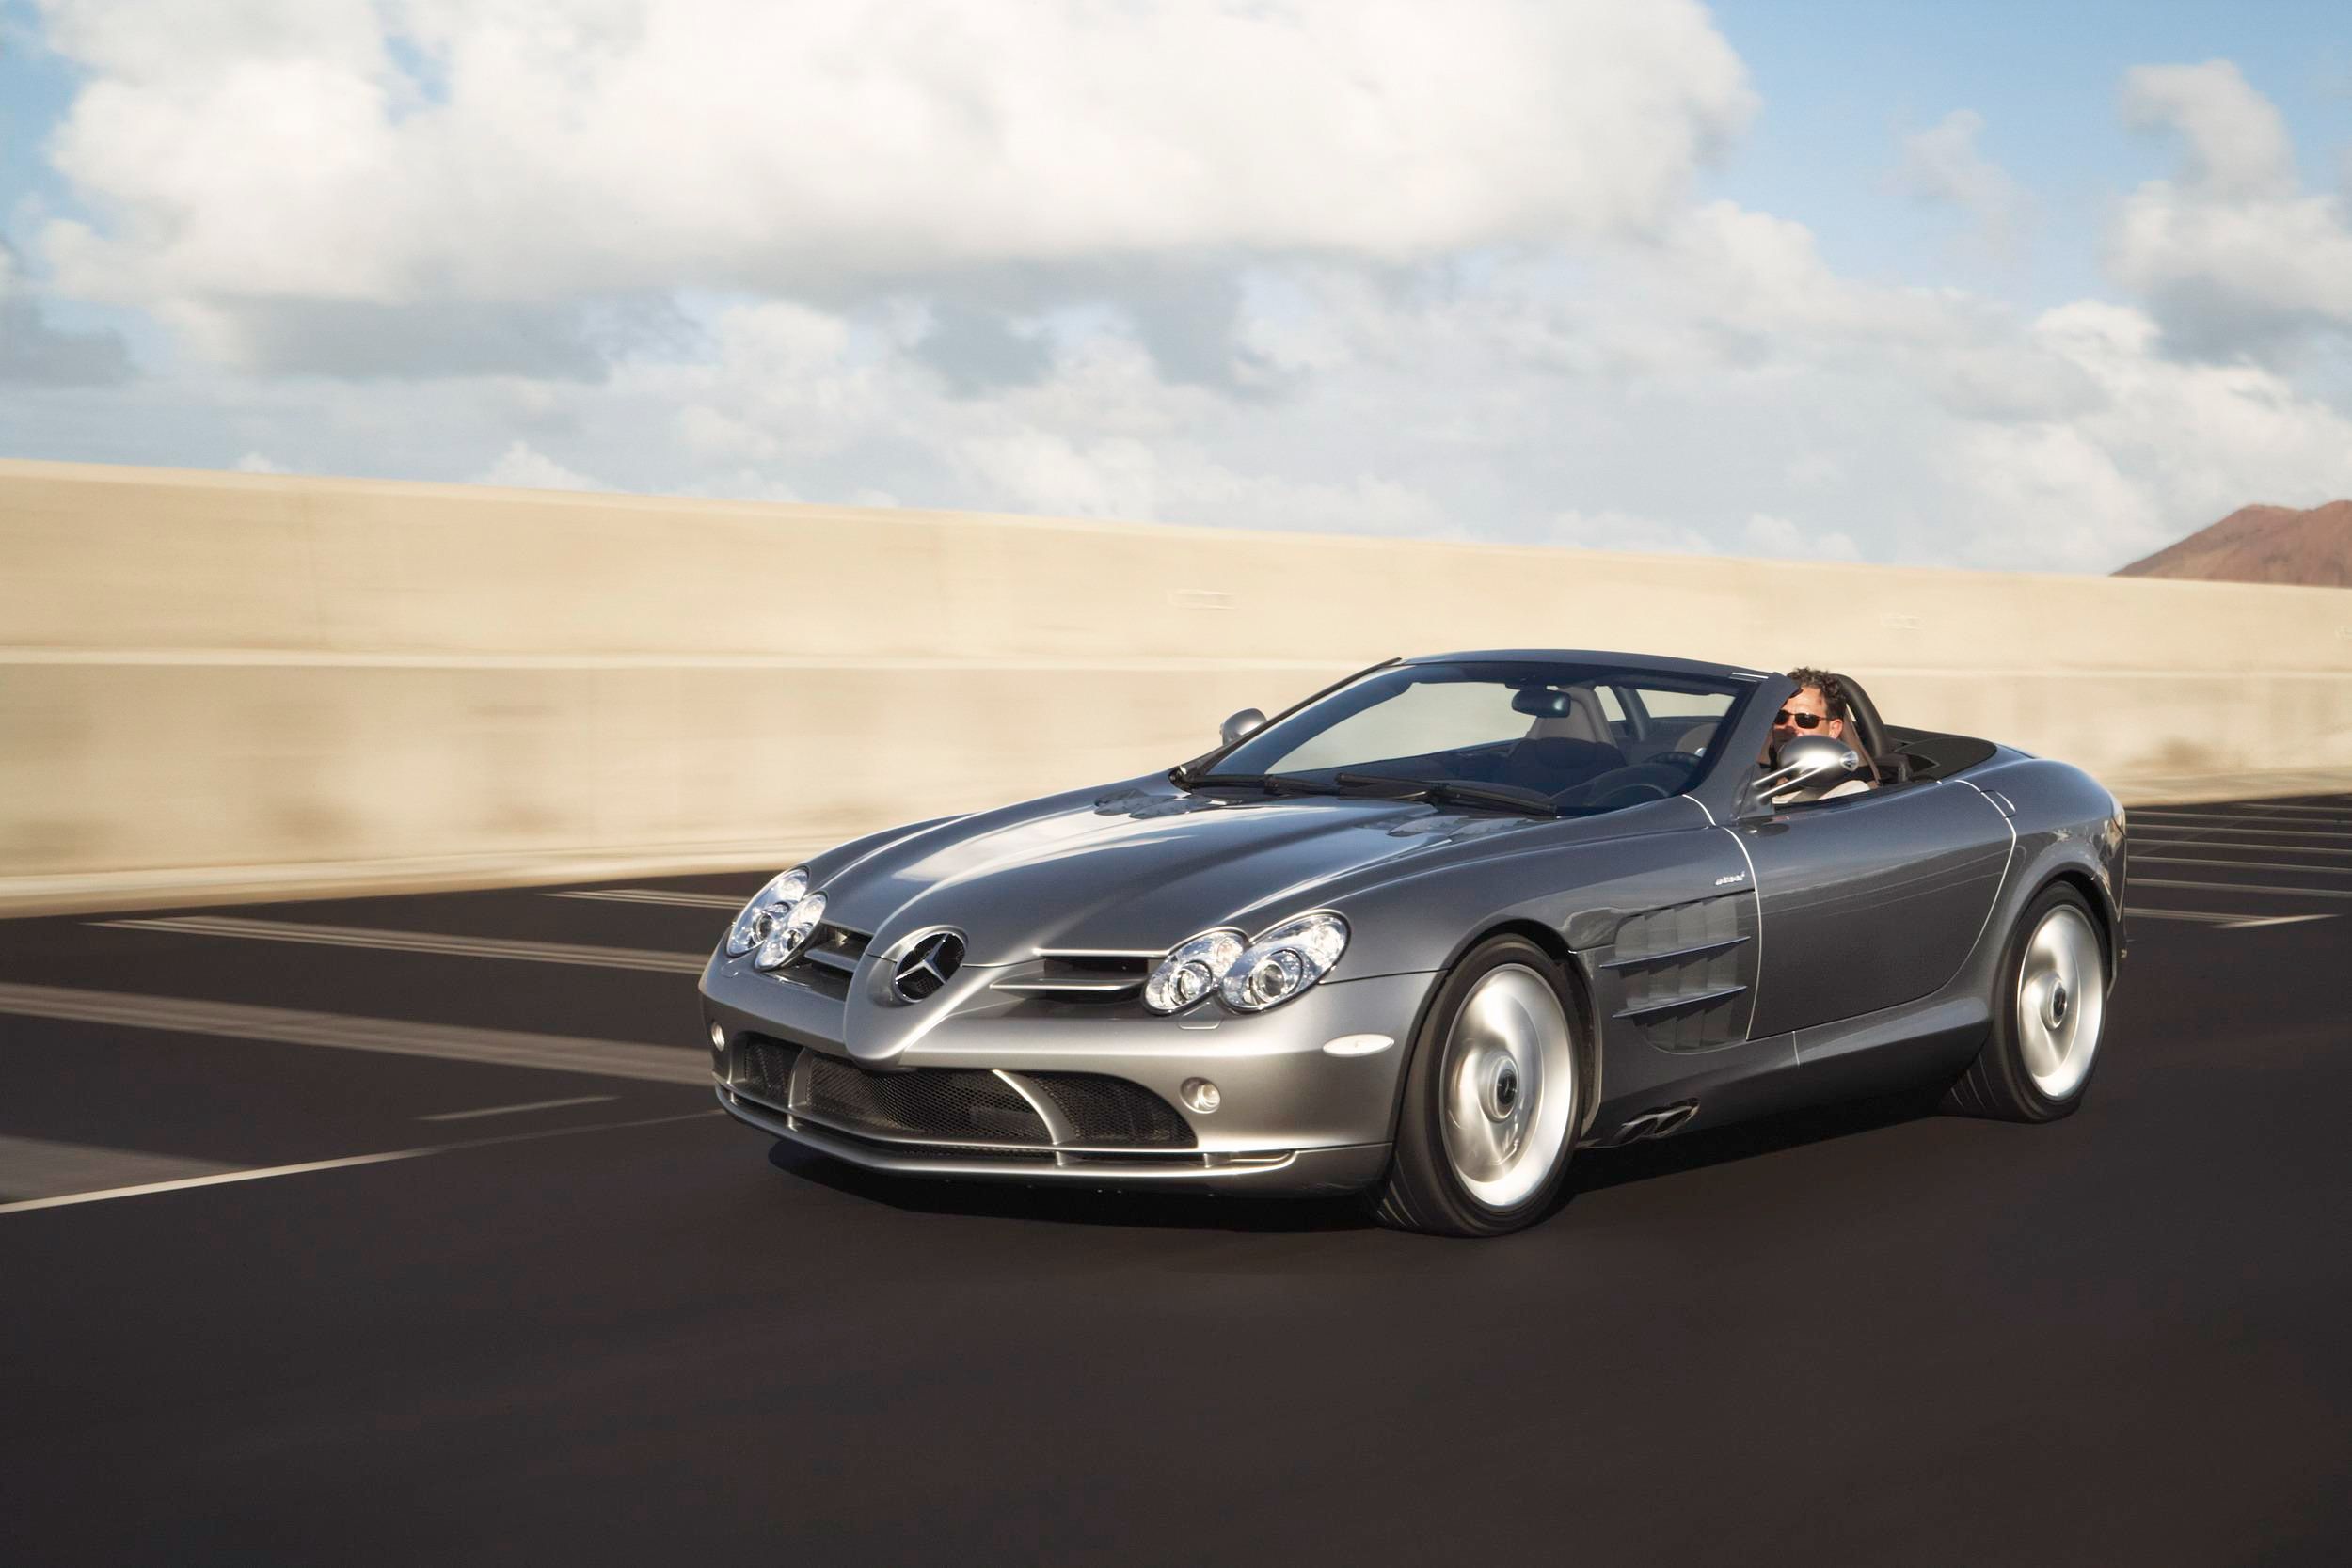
[725,868,808,958]
[1142,911,1349,1015]
[1143,928,1245,1013]
[1220,912,1349,1012]
[754,892,826,971]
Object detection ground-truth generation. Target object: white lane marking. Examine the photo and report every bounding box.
[0,1133,235,1202]
[548,889,747,910]
[2134,855,2352,877]
[0,981,707,1083]
[2134,837,2352,857]
[0,1149,425,1215]
[0,1109,723,1217]
[2132,878,2352,902]
[2133,817,2352,841]
[95,915,704,974]
[2194,806,2352,823]
[2124,908,2338,928]
[418,1094,618,1122]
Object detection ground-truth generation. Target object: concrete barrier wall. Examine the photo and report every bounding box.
[7,458,2352,913]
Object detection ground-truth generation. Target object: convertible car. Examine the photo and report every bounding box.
[700,651,2126,1236]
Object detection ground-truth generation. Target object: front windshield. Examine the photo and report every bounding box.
[1206,660,1748,814]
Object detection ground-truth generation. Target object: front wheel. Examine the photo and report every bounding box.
[1372,936,1584,1237]
[1946,884,2109,1121]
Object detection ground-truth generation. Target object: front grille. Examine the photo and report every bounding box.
[805,923,870,964]
[771,922,870,1000]
[774,954,853,999]
[1030,1073,1195,1148]
[733,1036,801,1102]
[990,952,1153,1005]
[803,1054,1053,1146]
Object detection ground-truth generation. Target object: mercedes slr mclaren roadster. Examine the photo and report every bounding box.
[701,651,2126,1236]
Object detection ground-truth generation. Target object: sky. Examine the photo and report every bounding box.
[3,0,2350,572]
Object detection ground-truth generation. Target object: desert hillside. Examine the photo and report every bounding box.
[2117,499,2352,587]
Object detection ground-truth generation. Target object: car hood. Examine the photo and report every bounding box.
[814,780,1549,965]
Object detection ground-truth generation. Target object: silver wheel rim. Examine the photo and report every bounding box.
[1438,964,1578,1210]
[2016,904,2104,1101]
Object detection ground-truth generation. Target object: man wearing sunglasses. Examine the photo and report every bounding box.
[1759,666,1877,801]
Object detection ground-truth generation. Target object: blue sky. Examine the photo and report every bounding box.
[2,1,2348,570]
[1711,0,2352,304]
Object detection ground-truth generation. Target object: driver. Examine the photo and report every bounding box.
[1760,667,1877,802]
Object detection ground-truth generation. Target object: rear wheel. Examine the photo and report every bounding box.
[1372,936,1583,1237]
[1947,884,2108,1121]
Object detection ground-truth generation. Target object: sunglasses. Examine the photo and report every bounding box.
[1774,708,1836,730]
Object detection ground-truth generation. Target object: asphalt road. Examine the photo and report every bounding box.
[5,795,2350,1566]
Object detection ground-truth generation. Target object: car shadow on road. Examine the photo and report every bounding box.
[1566,1086,1947,1196]
[764,1141,1374,1232]
[763,1085,1948,1234]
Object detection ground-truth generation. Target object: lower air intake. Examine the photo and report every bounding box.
[733,1036,801,1102]
[803,1054,1053,1146]
[1029,1073,1196,1148]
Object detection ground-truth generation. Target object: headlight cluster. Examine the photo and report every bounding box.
[1143,911,1349,1015]
[724,869,829,972]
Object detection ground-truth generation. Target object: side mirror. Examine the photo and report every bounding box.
[1219,707,1267,747]
[1749,734,1859,805]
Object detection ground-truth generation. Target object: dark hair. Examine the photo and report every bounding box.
[1785,666,1850,720]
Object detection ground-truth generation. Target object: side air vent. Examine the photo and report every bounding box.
[1602,894,1753,1052]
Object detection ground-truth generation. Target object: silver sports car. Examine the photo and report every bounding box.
[700,650,2126,1235]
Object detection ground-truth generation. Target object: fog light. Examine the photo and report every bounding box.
[707,1022,726,1050]
[1182,1078,1221,1114]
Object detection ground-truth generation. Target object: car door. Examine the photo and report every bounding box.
[1735,780,2012,1037]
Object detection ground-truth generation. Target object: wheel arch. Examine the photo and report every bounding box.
[2032,865,2120,983]
[1381,916,1603,1145]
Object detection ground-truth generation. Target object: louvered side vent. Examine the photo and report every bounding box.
[1606,895,1752,1052]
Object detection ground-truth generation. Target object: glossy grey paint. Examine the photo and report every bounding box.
[1737,782,2013,1037]
[700,649,2127,1196]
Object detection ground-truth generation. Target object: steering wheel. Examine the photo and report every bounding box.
[1645,751,1704,771]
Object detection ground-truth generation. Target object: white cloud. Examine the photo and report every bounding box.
[233,451,288,473]
[36,0,1753,314]
[2110,61,2352,356]
[1548,510,1860,562]
[1744,513,1860,562]
[474,439,606,491]
[1897,109,2027,253]
[10,16,2352,579]
[0,238,134,385]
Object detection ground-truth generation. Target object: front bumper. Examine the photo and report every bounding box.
[701,958,1433,1196]
[718,1086,1392,1195]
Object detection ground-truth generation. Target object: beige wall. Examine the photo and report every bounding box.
[7,458,2351,913]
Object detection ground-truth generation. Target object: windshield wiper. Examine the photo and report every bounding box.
[1332,772,1561,817]
[1178,771,1335,797]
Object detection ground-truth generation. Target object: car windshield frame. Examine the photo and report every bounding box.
[1178,658,1760,817]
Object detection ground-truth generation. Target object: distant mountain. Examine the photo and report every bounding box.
[2116,499,2352,587]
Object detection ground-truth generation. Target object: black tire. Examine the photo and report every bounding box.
[1945,882,2108,1122]
[1371,935,1586,1237]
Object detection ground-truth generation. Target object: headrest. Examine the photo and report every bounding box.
[1518,685,1609,745]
